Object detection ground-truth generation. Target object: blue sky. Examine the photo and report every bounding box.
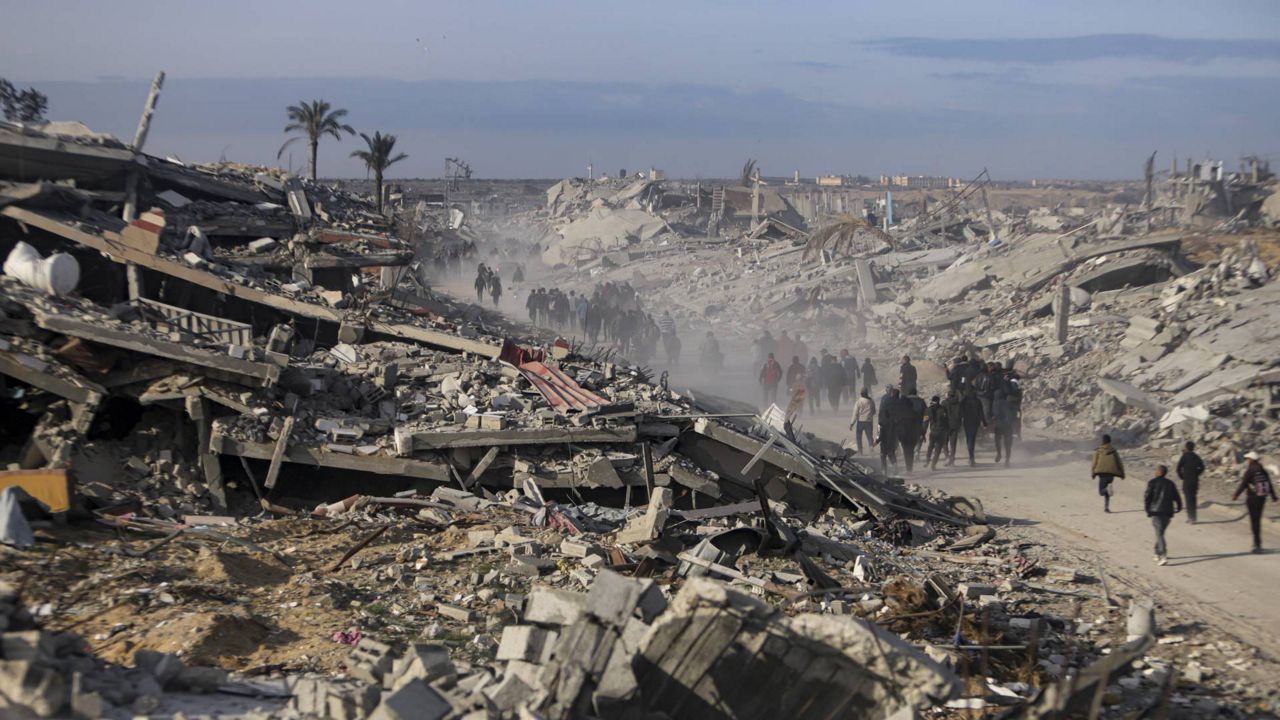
[2,0,1278,179]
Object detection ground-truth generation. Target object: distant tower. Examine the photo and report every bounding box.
[794,169,800,184]
[588,162,594,181]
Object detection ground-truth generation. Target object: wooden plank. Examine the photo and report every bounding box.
[210,427,449,481]
[30,308,278,387]
[262,415,295,489]
[412,425,638,450]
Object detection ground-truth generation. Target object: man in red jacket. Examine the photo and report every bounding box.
[759,353,783,406]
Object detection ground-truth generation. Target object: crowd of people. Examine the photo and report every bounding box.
[521,281,690,364]
[757,349,1024,473]
[473,263,504,307]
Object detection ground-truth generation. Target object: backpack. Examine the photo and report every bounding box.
[1252,468,1272,498]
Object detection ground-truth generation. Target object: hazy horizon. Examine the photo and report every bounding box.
[4,1,1278,181]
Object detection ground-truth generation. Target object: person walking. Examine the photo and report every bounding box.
[1091,434,1126,513]
[758,353,783,406]
[899,355,918,396]
[876,385,900,473]
[944,389,962,466]
[849,388,876,455]
[840,350,859,402]
[926,395,952,471]
[805,357,822,415]
[959,387,986,467]
[821,351,845,413]
[991,389,1016,466]
[488,274,503,307]
[785,355,807,412]
[1176,441,1206,523]
[860,357,878,393]
[1233,451,1277,554]
[474,265,490,302]
[903,389,928,469]
[1144,464,1183,566]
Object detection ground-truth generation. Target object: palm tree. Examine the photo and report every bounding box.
[803,213,894,259]
[350,132,409,212]
[740,158,757,187]
[277,100,355,181]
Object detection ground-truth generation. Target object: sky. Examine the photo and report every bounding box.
[2,0,1279,180]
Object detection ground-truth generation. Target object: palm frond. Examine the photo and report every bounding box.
[277,135,303,159]
[803,213,894,259]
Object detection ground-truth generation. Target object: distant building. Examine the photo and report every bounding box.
[648,167,665,181]
[816,175,845,187]
[882,174,961,189]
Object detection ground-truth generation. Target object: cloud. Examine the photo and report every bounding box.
[866,34,1280,65]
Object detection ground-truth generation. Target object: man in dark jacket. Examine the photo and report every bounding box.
[1144,465,1183,565]
[899,355,918,396]
[944,389,962,466]
[821,351,846,413]
[1176,441,1206,523]
[876,386,900,473]
[926,395,952,471]
[861,358,878,393]
[958,387,986,466]
[840,350,859,402]
[896,389,925,472]
[991,389,1016,466]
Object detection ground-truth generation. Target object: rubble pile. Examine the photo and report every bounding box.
[2,112,1277,717]
[534,164,1280,505]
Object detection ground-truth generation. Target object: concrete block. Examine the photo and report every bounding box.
[436,604,476,623]
[586,570,665,626]
[957,583,997,600]
[390,643,455,691]
[248,237,277,253]
[370,678,454,720]
[496,625,555,663]
[350,638,395,684]
[523,588,587,626]
[560,539,601,558]
[481,672,532,713]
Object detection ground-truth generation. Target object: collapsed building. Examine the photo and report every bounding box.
[0,112,1275,719]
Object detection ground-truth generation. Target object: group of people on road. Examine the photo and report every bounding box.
[756,337,877,416]
[473,263,503,307]
[522,281,686,364]
[1092,436,1276,563]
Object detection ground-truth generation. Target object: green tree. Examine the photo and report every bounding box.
[350,132,408,212]
[277,100,354,181]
